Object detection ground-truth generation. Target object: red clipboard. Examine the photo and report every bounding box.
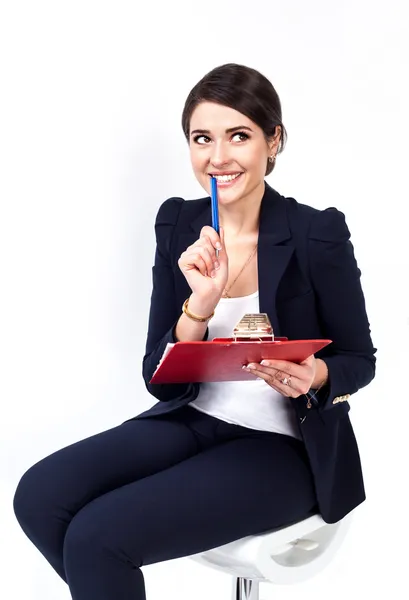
[150,337,332,384]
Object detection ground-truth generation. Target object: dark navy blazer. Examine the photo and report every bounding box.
[135,183,376,524]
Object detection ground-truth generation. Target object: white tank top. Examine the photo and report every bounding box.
[189,291,301,439]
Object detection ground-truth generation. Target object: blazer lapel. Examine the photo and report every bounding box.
[258,185,293,336]
[178,183,294,337]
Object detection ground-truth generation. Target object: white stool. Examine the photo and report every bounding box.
[190,513,353,599]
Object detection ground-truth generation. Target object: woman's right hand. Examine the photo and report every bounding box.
[178,225,229,311]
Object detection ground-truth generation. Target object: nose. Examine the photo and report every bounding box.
[209,140,231,168]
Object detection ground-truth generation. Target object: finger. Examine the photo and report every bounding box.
[197,235,217,259]
[192,244,215,276]
[246,365,287,387]
[243,365,270,383]
[270,368,311,395]
[243,366,296,397]
[179,251,208,277]
[259,359,304,379]
[246,363,305,393]
[253,363,281,379]
[195,236,220,271]
[219,226,226,258]
[213,226,227,268]
[185,245,215,276]
[200,226,222,253]
[252,364,293,388]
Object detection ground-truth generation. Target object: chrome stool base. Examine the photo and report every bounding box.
[232,578,259,600]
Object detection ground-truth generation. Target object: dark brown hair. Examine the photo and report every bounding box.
[181,63,287,175]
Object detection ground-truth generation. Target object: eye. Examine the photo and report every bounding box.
[193,135,211,144]
[231,132,250,142]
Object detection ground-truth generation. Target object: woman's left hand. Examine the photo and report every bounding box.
[243,355,316,398]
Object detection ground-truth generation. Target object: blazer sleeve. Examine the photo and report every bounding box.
[142,197,207,402]
[308,208,377,411]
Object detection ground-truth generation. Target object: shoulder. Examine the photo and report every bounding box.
[155,195,208,226]
[279,192,351,243]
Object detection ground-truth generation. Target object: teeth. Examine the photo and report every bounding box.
[214,173,241,182]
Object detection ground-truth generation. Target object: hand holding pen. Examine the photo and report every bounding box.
[177,177,228,308]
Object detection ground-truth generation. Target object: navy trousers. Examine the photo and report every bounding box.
[13,405,317,600]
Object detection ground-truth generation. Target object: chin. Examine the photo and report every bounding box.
[218,182,249,204]
[217,188,244,204]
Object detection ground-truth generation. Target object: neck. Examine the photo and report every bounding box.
[219,180,264,240]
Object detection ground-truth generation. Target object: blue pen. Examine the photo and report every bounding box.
[210,176,220,257]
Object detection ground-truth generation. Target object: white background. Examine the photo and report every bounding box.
[1,1,408,598]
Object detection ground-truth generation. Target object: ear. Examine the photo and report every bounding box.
[268,125,282,155]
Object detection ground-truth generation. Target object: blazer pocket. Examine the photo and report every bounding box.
[320,401,350,424]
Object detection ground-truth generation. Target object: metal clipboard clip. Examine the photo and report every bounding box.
[232,313,274,342]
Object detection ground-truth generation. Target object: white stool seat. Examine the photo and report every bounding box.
[190,512,353,590]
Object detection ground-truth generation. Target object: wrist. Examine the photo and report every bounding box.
[188,293,219,317]
[311,358,328,389]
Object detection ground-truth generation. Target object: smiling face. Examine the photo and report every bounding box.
[188,101,280,206]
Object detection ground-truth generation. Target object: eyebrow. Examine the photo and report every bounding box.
[190,125,253,136]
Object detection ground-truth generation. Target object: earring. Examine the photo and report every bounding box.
[268,154,276,163]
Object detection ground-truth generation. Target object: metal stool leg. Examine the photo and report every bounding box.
[232,578,259,600]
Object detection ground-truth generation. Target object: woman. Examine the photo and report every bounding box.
[13,64,376,600]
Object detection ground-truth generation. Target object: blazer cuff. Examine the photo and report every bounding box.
[311,357,354,411]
